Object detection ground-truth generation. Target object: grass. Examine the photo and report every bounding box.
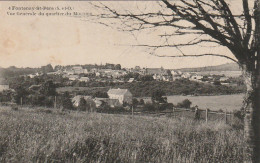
[0,107,249,162]
[141,94,244,111]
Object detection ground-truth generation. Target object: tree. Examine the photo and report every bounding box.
[41,64,54,73]
[13,84,29,105]
[139,75,154,82]
[114,64,121,70]
[61,92,73,110]
[132,98,139,107]
[139,99,145,105]
[177,99,192,108]
[166,69,172,76]
[92,91,109,98]
[78,97,87,111]
[151,89,167,104]
[88,1,260,161]
[40,80,56,96]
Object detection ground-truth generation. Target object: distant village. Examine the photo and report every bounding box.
[0,63,243,110]
[27,64,232,84]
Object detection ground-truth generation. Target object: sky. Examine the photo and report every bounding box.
[0,1,249,69]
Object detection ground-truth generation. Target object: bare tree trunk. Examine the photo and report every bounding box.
[243,67,254,142]
[242,66,260,162]
[252,1,260,162]
[252,67,260,163]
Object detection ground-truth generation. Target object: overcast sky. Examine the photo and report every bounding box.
[0,1,250,69]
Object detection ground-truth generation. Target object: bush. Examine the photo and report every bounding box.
[231,110,244,130]
[143,103,156,111]
[158,103,174,111]
[233,110,244,121]
[132,98,139,107]
[78,97,87,111]
[176,99,192,108]
[61,97,74,110]
[11,104,18,111]
[151,89,167,104]
[139,99,145,105]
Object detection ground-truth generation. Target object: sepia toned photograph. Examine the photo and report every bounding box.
[0,0,259,162]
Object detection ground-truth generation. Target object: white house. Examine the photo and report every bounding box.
[128,78,135,83]
[107,88,133,104]
[0,84,9,92]
[79,77,90,82]
[68,75,79,81]
[71,95,95,108]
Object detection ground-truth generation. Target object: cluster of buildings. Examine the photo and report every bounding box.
[72,88,133,109]
[25,65,232,85]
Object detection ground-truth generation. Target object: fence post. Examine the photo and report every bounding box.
[54,96,57,109]
[132,106,134,119]
[225,109,228,124]
[20,97,23,106]
[231,111,233,122]
[206,109,208,123]
[172,107,175,118]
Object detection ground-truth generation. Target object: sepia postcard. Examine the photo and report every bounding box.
[0,0,259,162]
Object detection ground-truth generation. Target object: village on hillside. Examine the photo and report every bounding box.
[0,63,244,112]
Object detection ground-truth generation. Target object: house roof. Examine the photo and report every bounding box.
[72,95,92,106]
[79,77,90,81]
[107,88,130,95]
[128,78,134,83]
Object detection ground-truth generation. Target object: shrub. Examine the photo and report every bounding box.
[143,103,156,111]
[158,103,174,111]
[78,97,87,111]
[62,97,74,110]
[132,98,139,107]
[139,99,145,105]
[233,110,244,120]
[177,99,192,108]
[11,104,18,111]
[151,89,167,104]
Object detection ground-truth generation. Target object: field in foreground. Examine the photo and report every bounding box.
[0,107,249,162]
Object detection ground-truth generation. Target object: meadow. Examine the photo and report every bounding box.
[0,107,249,163]
[141,94,244,111]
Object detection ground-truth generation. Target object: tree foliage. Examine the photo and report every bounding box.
[151,89,167,104]
[78,97,87,111]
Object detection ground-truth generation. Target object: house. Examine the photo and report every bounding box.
[146,67,167,75]
[128,78,135,83]
[95,72,101,77]
[68,75,79,81]
[153,74,163,80]
[79,77,90,82]
[0,84,9,92]
[107,88,133,104]
[71,95,96,109]
[28,73,40,78]
[219,77,229,82]
[94,98,122,108]
[181,73,191,79]
[139,69,147,75]
[29,85,41,92]
[72,66,83,74]
[191,75,203,81]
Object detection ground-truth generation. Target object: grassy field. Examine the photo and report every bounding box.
[141,94,244,111]
[0,107,249,162]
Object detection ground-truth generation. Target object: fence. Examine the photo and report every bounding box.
[129,107,234,124]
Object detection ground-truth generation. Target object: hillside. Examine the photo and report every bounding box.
[176,63,240,72]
